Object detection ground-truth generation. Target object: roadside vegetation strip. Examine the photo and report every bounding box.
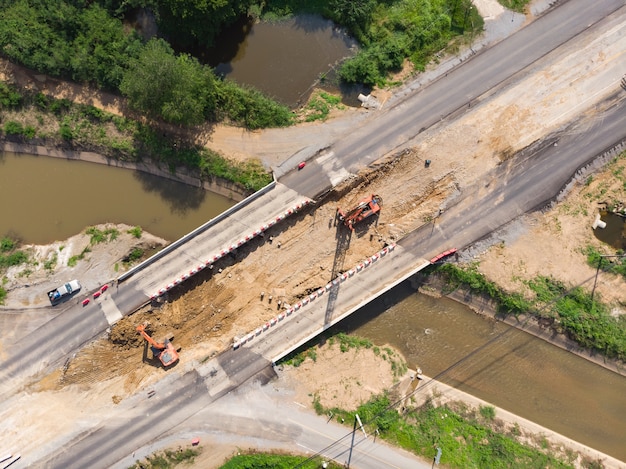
[434,263,626,362]
[219,453,342,469]
[127,448,199,469]
[309,392,577,469]
[233,244,396,349]
[151,200,313,301]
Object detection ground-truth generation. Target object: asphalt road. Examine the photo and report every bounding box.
[399,99,626,254]
[280,0,625,199]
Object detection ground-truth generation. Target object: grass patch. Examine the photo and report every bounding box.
[44,252,57,271]
[316,393,574,468]
[68,246,91,267]
[127,448,199,469]
[124,247,144,264]
[127,226,142,239]
[219,452,341,469]
[436,263,626,361]
[85,226,120,244]
[0,285,6,305]
[584,245,626,281]
[302,91,343,122]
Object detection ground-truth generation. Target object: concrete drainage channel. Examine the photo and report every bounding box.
[232,244,397,350]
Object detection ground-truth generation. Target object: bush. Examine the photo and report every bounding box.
[0,250,29,268]
[0,82,22,108]
[127,226,142,239]
[4,121,24,135]
[1,237,16,252]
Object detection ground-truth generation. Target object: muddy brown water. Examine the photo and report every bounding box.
[205,15,362,107]
[593,212,626,250]
[0,152,234,245]
[338,281,626,462]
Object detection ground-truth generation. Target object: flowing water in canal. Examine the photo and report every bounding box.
[0,152,234,245]
[339,282,626,461]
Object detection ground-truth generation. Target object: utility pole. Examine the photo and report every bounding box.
[590,254,626,306]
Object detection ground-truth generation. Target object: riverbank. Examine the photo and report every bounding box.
[0,141,248,202]
[417,279,626,378]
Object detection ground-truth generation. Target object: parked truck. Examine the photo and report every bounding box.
[48,280,81,304]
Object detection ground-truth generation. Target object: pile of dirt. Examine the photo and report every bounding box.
[279,340,409,411]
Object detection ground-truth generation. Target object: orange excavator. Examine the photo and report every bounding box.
[337,194,382,230]
[136,324,179,367]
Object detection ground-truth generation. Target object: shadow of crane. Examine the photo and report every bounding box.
[324,213,353,325]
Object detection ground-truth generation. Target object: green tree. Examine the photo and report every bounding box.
[156,0,256,48]
[120,38,217,125]
[329,0,376,39]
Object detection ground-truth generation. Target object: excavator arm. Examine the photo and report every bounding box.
[136,324,165,350]
[136,324,179,367]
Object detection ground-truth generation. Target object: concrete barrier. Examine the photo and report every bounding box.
[118,180,277,283]
[235,243,399,350]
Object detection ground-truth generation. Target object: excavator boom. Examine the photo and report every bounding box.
[338,194,382,230]
[136,324,179,367]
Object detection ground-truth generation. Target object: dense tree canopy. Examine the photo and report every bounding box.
[0,0,143,89]
[120,39,216,125]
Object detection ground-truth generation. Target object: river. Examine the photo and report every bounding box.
[339,281,626,461]
[0,151,234,245]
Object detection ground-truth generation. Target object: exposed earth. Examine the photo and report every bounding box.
[1,0,626,467]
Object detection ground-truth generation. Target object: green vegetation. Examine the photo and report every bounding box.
[585,245,626,281]
[0,237,29,303]
[0,237,29,268]
[0,1,292,129]
[436,263,626,361]
[0,83,273,191]
[303,91,343,122]
[127,226,143,239]
[498,0,532,13]
[68,246,91,267]
[125,247,144,264]
[119,39,216,127]
[1,237,16,252]
[127,448,199,469]
[315,393,575,468]
[335,0,484,86]
[219,453,341,469]
[281,332,407,379]
[86,226,120,244]
[44,252,57,271]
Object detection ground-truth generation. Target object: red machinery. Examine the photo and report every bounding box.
[337,194,382,230]
[136,324,179,367]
